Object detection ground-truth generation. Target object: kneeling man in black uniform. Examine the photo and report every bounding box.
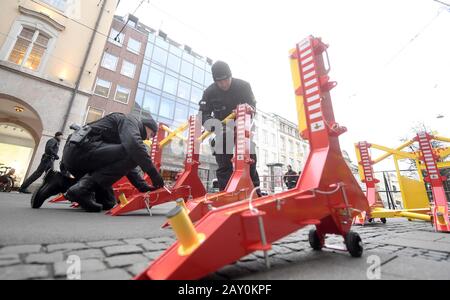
[31,113,165,212]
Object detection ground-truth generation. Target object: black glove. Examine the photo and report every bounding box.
[138,184,158,193]
[54,155,60,160]
[148,168,164,189]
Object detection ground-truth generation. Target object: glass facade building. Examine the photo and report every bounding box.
[132,32,214,128]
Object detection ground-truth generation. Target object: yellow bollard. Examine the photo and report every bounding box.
[399,211,431,222]
[167,206,205,256]
[176,198,188,211]
[118,193,128,207]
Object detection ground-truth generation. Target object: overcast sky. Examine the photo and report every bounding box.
[116,0,450,168]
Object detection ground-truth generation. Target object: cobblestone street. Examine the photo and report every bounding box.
[1,193,449,280]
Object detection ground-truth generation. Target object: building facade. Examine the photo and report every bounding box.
[84,15,217,187]
[85,14,148,123]
[254,111,309,190]
[0,0,119,186]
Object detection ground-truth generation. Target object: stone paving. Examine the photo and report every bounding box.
[1,218,449,280]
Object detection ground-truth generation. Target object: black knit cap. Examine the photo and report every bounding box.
[55,131,63,137]
[141,116,158,133]
[211,61,232,81]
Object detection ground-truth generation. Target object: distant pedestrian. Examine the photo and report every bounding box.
[19,132,63,193]
[283,165,298,190]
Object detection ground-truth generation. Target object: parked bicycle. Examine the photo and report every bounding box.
[0,164,16,193]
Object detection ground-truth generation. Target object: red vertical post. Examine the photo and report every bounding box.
[416,132,450,232]
[354,142,380,224]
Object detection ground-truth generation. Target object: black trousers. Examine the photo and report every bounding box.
[20,157,53,190]
[62,141,137,188]
[215,153,260,191]
[214,130,260,191]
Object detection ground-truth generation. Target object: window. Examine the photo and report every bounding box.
[180,60,194,78]
[159,98,175,119]
[167,53,181,72]
[163,75,178,95]
[204,72,213,87]
[41,0,68,12]
[121,60,136,78]
[177,80,191,100]
[280,136,286,151]
[127,37,141,54]
[191,86,203,103]
[189,106,198,117]
[152,46,168,66]
[8,27,49,71]
[155,37,169,50]
[147,68,164,89]
[84,107,104,125]
[139,64,149,83]
[174,102,189,122]
[127,20,137,28]
[169,45,183,56]
[262,130,268,144]
[272,152,277,163]
[144,42,154,59]
[109,29,124,47]
[143,92,160,115]
[114,86,131,104]
[133,88,145,115]
[193,67,204,84]
[93,78,111,98]
[101,52,118,71]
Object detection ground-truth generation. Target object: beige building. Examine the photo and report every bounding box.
[0,0,119,186]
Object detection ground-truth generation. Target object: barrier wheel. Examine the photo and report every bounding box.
[380,218,387,224]
[308,229,324,251]
[345,231,363,257]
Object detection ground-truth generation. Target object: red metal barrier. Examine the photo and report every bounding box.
[181,104,256,224]
[353,141,382,225]
[136,36,369,280]
[415,132,450,232]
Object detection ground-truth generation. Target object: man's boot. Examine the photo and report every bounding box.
[31,170,67,209]
[95,185,118,211]
[64,175,103,212]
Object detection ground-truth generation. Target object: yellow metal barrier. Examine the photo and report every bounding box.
[162,125,187,142]
[289,48,308,136]
[399,175,429,210]
[198,112,236,142]
[160,122,189,148]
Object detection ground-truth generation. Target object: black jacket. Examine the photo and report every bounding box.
[87,113,158,177]
[43,137,60,160]
[284,170,299,185]
[199,78,256,125]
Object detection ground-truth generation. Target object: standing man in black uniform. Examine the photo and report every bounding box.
[19,132,63,194]
[283,165,299,190]
[31,113,165,212]
[199,61,260,192]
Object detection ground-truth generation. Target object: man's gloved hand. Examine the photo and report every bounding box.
[148,168,165,189]
[137,183,158,193]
